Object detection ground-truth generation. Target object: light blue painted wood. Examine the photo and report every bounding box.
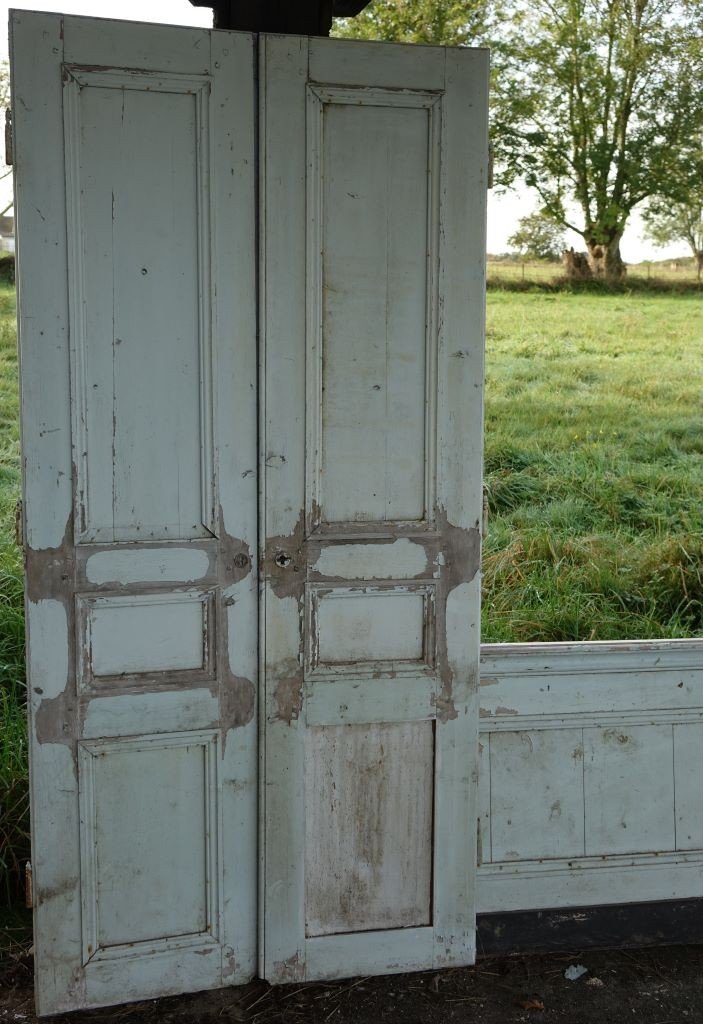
[480,639,703,729]
[489,729,585,862]
[477,641,703,914]
[478,851,703,913]
[305,723,434,937]
[304,677,435,727]
[674,723,703,851]
[584,725,675,857]
[13,13,84,1015]
[261,36,488,982]
[14,14,258,1014]
[305,928,435,980]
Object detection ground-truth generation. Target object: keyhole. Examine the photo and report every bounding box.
[275,551,292,569]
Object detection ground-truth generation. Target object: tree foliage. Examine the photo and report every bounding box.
[507,211,566,260]
[494,0,703,277]
[0,62,11,218]
[0,61,9,110]
[336,0,703,279]
[643,189,703,278]
[333,0,487,47]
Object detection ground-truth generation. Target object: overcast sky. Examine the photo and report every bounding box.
[0,1,685,260]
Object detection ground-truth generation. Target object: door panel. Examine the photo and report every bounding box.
[12,13,258,1014]
[315,94,432,524]
[66,68,213,543]
[305,721,435,937]
[260,37,488,981]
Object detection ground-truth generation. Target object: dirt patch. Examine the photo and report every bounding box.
[3,941,703,1024]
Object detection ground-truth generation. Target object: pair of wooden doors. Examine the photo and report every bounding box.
[12,11,488,1015]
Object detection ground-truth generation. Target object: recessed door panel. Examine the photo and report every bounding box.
[316,95,434,525]
[66,71,214,543]
[305,721,435,937]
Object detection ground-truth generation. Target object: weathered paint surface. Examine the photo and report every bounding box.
[18,14,490,1010]
[305,722,434,936]
[260,36,488,983]
[477,640,703,914]
[14,13,258,1013]
[17,13,701,1008]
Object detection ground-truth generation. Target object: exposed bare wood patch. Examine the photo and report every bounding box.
[24,513,74,606]
[34,688,79,752]
[217,505,253,585]
[272,952,305,984]
[272,662,305,724]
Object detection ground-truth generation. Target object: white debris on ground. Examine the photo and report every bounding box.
[564,964,589,981]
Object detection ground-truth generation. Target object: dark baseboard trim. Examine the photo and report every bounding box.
[477,899,703,955]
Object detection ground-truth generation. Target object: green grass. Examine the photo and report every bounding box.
[0,282,27,909]
[0,283,701,904]
[483,290,703,642]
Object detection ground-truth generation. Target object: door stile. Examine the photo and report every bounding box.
[12,16,78,1014]
[258,34,310,981]
[431,47,488,964]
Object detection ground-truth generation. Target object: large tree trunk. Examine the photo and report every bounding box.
[586,236,626,280]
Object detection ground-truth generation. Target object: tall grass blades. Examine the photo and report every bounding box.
[482,291,703,642]
[0,284,28,908]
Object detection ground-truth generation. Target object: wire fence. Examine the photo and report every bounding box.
[487,259,701,286]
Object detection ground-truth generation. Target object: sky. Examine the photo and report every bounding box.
[0,0,688,261]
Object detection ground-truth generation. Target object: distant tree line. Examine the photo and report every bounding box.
[335,0,703,280]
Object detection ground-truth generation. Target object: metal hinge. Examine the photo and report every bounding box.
[487,140,494,189]
[25,861,33,909]
[5,108,12,167]
[482,486,489,540]
[14,497,23,548]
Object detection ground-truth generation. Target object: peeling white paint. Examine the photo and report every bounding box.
[86,547,210,585]
[313,538,429,579]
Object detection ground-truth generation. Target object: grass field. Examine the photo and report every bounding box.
[0,282,702,904]
[483,290,703,642]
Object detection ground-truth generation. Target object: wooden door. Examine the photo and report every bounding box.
[260,36,488,981]
[12,13,258,1013]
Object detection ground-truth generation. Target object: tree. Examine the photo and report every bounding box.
[507,211,566,260]
[643,192,703,279]
[494,0,703,279]
[333,0,487,46]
